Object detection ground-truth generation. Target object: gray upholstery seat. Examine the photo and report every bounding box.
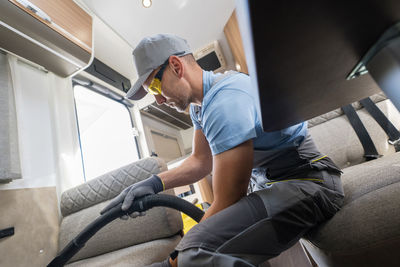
[57,157,183,266]
[301,94,400,266]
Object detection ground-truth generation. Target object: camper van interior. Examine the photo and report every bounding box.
[1,0,400,266]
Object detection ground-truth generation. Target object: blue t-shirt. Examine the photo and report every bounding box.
[190,71,308,156]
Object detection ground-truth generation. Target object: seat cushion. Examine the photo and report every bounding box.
[341,152,400,205]
[66,235,181,267]
[301,152,400,267]
[59,190,183,263]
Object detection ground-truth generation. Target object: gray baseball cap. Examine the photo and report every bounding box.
[126,34,192,100]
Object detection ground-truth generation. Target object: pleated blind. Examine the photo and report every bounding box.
[0,52,21,183]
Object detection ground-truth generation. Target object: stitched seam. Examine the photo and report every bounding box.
[312,155,328,162]
[109,173,129,188]
[134,162,154,173]
[86,181,107,200]
[329,173,344,207]
[98,177,120,197]
[63,191,81,214]
[216,197,267,253]
[120,169,143,185]
[76,187,93,204]
[216,217,268,253]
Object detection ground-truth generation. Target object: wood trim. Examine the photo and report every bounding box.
[198,175,214,204]
[224,10,248,74]
[174,185,192,195]
[9,0,92,53]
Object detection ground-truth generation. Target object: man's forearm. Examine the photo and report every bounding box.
[158,154,212,190]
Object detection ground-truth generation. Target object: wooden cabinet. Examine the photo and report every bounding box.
[9,0,92,53]
[224,10,248,74]
[0,0,92,76]
[198,175,214,204]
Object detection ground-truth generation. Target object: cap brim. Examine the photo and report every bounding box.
[126,69,153,100]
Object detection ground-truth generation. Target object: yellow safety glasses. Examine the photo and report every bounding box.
[148,60,168,95]
[147,51,186,95]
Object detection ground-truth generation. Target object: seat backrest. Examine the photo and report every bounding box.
[302,94,400,266]
[58,157,183,263]
[308,93,400,169]
[60,157,166,216]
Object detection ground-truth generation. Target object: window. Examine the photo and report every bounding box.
[74,85,139,181]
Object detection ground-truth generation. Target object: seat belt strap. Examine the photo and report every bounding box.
[359,97,400,151]
[342,104,380,160]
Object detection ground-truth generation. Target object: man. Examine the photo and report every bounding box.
[101,34,344,267]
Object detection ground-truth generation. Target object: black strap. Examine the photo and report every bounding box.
[342,104,380,160]
[0,227,14,239]
[359,97,400,151]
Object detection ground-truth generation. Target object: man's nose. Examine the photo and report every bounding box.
[154,94,166,105]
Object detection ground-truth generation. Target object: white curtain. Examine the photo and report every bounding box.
[0,52,21,183]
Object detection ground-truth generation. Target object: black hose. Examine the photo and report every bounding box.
[48,194,204,267]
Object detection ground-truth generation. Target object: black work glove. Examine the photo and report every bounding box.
[100,174,164,217]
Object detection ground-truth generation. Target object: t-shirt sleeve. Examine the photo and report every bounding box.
[203,89,257,155]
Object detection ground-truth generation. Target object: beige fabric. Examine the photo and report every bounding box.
[60,157,166,216]
[58,156,183,263]
[341,152,400,205]
[0,187,59,267]
[308,93,387,128]
[301,153,400,267]
[59,188,183,263]
[309,98,400,169]
[303,95,400,266]
[302,237,400,267]
[66,235,181,267]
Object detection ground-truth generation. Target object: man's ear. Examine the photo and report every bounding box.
[169,56,184,78]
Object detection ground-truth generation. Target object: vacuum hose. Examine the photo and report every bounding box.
[48,194,205,267]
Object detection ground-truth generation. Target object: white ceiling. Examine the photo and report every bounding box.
[81,0,236,52]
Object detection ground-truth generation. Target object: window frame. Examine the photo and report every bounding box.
[72,80,141,181]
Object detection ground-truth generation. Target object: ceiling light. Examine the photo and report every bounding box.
[142,0,152,8]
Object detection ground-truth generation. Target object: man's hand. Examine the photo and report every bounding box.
[100,174,164,216]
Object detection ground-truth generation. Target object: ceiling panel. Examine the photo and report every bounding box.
[81,0,236,52]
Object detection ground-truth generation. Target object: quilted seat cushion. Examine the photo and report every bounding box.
[60,157,166,216]
[301,152,400,267]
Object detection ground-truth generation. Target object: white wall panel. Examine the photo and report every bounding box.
[0,56,85,202]
[1,56,57,189]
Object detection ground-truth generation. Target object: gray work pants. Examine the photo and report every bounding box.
[174,136,345,266]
